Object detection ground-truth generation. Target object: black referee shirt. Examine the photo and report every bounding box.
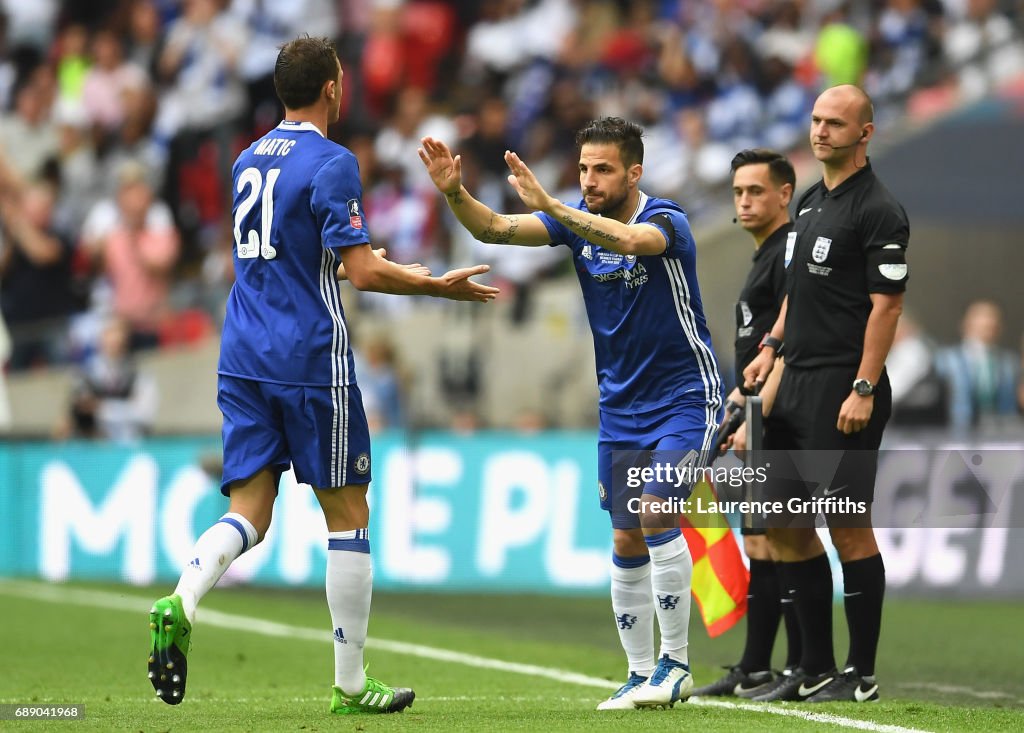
[784,161,909,369]
[735,222,790,393]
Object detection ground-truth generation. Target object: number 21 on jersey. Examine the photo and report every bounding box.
[234,166,279,260]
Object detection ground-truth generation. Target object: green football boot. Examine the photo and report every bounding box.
[330,676,415,714]
[148,595,191,705]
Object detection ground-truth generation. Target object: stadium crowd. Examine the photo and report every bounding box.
[0,0,1022,433]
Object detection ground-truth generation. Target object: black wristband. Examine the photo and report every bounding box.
[759,334,783,353]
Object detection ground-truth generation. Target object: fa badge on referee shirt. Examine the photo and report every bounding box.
[812,236,832,263]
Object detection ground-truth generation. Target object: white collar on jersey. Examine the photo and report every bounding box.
[276,120,325,137]
[628,192,649,224]
[593,191,648,224]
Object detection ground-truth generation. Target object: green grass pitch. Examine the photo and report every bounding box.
[1,579,1022,731]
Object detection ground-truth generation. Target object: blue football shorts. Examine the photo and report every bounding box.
[598,398,719,529]
[218,375,372,496]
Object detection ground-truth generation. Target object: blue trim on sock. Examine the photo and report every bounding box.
[643,528,682,548]
[218,517,249,553]
[612,553,651,569]
[328,538,370,554]
[328,528,369,541]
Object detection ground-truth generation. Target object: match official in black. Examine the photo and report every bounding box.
[744,85,908,703]
[694,150,801,699]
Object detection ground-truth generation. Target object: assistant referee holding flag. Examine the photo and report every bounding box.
[744,85,909,703]
[693,149,802,699]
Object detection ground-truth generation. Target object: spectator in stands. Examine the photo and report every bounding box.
[463,0,575,76]
[944,0,1024,100]
[699,39,767,185]
[53,24,89,106]
[0,65,59,181]
[0,173,86,369]
[935,299,1022,432]
[868,0,945,105]
[52,99,101,236]
[81,28,148,136]
[815,3,870,87]
[97,81,164,197]
[0,0,59,52]
[886,312,948,427]
[356,336,407,432]
[155,0,247,254]
[374,86,456,192]
[154,0,247,141]
[80,160,180,350]
[54,316,157,442]
[229,0,339,133]
[760,54,814,151]
[757,1,816,71]
[125,0,164,75]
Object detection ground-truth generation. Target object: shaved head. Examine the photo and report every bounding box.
[818,84,874,125]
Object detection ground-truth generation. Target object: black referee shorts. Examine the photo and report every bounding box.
[757,365,892,524]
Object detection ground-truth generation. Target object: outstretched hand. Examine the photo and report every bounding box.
[418,137,462,195]
[336,248,431,280]
[436,264,500,302]
[401,262,432,277]
[504,150,556,212]
[379,248,432,276]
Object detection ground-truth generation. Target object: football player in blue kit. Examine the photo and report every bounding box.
[147,36,498,715]
[419,117,723,710]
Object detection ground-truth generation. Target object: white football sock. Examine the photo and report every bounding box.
[327,529,372,694]
[610,554,655,678]
[173,512,258,624]
[645,529,693,665]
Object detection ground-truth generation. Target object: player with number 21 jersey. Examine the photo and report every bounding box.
[220,120,366,387]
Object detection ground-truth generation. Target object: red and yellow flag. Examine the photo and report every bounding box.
[680,478,748,637]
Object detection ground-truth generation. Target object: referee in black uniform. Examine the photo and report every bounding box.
[693,149,801,699]
[744,85,909,703]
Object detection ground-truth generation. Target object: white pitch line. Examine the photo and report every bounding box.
[896,682,1023,704]
[1,580,932,733]
[691,698,932,733]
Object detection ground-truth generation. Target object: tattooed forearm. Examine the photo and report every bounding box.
[559,213,620,243]
[445,190,465,205]
[479,212,519,243]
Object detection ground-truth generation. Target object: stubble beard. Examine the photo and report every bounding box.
[586,187,629,219]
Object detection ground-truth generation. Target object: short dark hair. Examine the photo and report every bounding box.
[274,35,339,110]
[730,148,796,189]
[575,117,645,167]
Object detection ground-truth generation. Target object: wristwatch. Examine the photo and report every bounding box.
[759,334,783,353]
[852,378,874,396]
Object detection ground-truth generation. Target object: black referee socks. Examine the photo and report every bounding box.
[738,558,782,673]
[780,553,836,676]
[779,563,803,670]
[841,554,886,677]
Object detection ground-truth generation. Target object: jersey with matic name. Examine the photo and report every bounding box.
[219,121,370,386]
[536,192,722,415]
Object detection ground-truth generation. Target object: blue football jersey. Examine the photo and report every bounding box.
[219,121,370,386]
[536,192,722,416]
